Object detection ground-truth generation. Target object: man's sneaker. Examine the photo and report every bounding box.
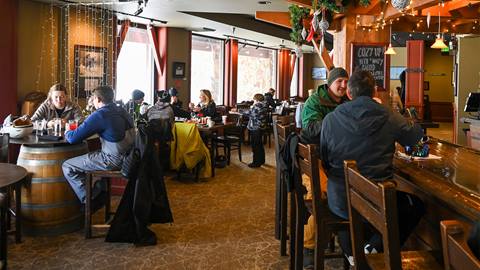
[303,248,314,269]
[364,244,378,254]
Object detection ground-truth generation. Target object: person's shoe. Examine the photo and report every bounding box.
[248,163,261,168]
[303,248,314,269]
[364,244,378,254]
[80,191,108,213]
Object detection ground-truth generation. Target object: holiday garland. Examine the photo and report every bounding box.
[289,0,372,45]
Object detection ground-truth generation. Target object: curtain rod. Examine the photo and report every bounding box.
[57,0,167,24]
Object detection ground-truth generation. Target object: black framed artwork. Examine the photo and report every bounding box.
[423,81,430,91]
[74,45,107,98]
[173,62,185,78]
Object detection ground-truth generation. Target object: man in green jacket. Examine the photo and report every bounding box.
[300,67,349,144]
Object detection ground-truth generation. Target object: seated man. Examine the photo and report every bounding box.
[320,70,425,262]
[300,68,349,144]
[62,86,135,205]
[125,89,147,120]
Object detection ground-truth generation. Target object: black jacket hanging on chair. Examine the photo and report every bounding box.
[105,123,174,245]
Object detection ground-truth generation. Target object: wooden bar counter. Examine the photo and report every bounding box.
[393,137,480,250]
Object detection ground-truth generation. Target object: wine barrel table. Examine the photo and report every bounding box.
[11,135,88,235]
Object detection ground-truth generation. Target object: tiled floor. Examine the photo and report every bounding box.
[8,146,344,270]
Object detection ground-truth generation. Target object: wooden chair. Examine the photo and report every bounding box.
[0,192,7,270]
[214,113,244,165]
[85,170,124,239]
[297,143,349,270]
[273,115,295,257]
[441,220,480,270]
[0,134,8,163]
[344,160,442,270]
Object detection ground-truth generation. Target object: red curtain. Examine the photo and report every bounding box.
[116,20,130,58]
[277,49,296,101]
[149,26,168,91]
[0,0,17,119]
[224,39,238,107]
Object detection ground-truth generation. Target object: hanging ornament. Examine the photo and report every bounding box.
[301,27,307,40]
[295,46,303,58]
[427,12,431,28]
[319,9,329,52]
[312,10,320,32]
[391,0,410,11]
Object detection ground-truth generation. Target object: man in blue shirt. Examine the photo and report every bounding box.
[62,86,135,204]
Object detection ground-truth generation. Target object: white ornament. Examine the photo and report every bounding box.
[301,27,307,40]
[391,0,410,11]
[427,12,431,28]
[312,12,319,32]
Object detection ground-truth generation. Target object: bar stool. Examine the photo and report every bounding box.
[0,192,7,269]
[85,170,125,239]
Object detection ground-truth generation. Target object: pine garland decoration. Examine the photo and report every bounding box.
[289,5,310,45]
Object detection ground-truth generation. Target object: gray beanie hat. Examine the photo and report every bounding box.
[327,67,349,87]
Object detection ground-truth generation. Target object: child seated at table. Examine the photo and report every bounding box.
[242,94,268,168]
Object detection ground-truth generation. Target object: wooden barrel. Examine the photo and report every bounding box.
[17,143,88,236]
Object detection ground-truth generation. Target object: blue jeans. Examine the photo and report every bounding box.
[62,151,118,203]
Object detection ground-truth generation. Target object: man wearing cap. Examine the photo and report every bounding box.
[125,89,148,121]
[300,67,349,144]
[167,87,190,119]
[299,67,349,269]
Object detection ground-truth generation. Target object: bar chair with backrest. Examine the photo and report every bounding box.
[297,142,349,270]
[344,160,442,270]
[214,113,244,165]
[273,115,295,258]
[441,220,480,270]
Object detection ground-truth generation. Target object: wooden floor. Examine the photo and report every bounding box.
[7,145,344,270]
[427,122,453,143]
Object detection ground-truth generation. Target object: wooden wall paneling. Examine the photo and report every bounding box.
[430,101,454,122]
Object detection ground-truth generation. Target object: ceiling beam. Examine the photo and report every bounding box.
[286,0,313,9]
[346,0,383,15]
[384,0,443,21]
[255,11,291,28]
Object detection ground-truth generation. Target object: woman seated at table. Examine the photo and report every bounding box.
[189,89,218,119]
[31,83,83,128]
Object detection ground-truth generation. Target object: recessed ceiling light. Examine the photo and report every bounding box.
[258,1,272,4]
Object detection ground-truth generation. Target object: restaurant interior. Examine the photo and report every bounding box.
[1,0,480,269]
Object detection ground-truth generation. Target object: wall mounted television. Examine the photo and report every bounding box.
[312,67,327,80]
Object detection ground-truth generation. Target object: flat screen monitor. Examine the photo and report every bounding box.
[464,92,480,112]
[312,67,327,80]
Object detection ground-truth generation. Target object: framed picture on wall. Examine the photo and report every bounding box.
[173,62,186,78]
[423,81,430,91]
[74,45,107,98]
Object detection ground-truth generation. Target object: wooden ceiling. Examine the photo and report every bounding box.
[255,0,480,35]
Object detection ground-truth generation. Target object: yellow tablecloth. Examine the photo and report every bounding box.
[170,123,212,178]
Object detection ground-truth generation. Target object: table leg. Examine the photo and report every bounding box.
[211,136,215,177]
[14,182,21,243]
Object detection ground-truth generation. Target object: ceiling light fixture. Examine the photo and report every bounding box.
[431,3,448,49]
[385,23,396,55]
[257,1,272,4]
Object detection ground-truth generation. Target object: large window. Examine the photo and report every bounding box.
[237,45,276,103]
[116,27,154,104]
[191,35,224,105]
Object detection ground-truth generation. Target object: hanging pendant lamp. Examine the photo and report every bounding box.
[385,23,396,55]
[431,3,448,49]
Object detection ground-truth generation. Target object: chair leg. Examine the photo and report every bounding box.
[289,193,297,270]
[238,141,242,162]
[85,174,92,239]
[0,199,6,269]
[280,180,288,256]
[105,178,111,224]
[14,183,21,243]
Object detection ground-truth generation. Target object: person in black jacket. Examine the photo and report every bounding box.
[320,70,425,262]
[241,93,268,168]
[264,88,276,109]
[191,89,217,119]
[167,87,190,119]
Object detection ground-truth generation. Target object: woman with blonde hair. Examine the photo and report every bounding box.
[31,83,84,128]
[190,89,217,118]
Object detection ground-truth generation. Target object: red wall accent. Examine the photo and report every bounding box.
[406,40,425,119]
[153,27,168,91]
[0,0,18,119]
[224,39,238,107]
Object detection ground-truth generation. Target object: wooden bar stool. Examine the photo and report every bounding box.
[297,143,349,270]
[441,220,480,270]
[0,192,7,270]
[85,170,124,239]
[344,160,442,270]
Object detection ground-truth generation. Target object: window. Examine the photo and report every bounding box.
[191,35,224,105]
[116,27,154,104]
[237,45,276,103]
